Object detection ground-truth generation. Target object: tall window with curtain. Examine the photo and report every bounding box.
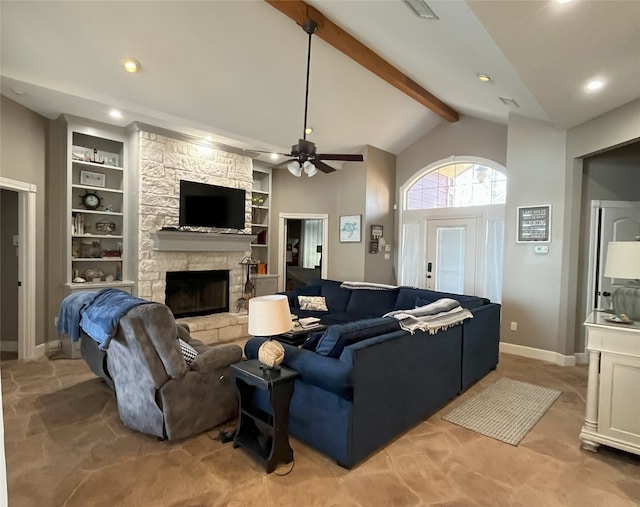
[301,219,323,269]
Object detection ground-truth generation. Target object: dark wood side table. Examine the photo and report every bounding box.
[230,360,299,473]
[274,324,327,346]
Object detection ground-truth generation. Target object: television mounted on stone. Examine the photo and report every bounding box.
[179,180,246,230]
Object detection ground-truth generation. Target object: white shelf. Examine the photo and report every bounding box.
[251,244,268,248]
[72,184,123,194]
[251,205,269,210]
[72,257,123,262]
[71,208,123,216]
[251,223,268,228]
[252,189,270,195]
[72,160,123,171]
[72,234,123,239]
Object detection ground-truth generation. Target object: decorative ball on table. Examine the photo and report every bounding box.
[248,294,293,371]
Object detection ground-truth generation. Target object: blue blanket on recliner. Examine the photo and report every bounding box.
[57,289,152,349]
[80,289,152,350]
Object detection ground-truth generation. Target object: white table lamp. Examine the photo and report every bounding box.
[604,241,640,321]
[248,295,293,370]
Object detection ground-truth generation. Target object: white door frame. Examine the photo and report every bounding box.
[278,213,329,291]
[0,177,37,360]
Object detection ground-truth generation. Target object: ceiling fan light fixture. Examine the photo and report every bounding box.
[404,0,439,19]
[287,161,302,177]
[303,161,317,177]
[305,127,313,135]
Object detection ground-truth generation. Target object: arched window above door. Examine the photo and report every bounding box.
[405,163,506,210]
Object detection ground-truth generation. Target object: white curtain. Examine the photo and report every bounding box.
[485,218,504,303]
[400,222,420,286]
[302,219,322,268]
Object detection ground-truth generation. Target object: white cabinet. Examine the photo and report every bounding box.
[52,116,134,293]
[580,311,640,456]
[251,163,272,277]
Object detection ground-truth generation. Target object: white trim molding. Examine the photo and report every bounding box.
[500,341,577,367]
[0,177,37,360]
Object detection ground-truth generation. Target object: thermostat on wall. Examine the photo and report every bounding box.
[534,245,549,254]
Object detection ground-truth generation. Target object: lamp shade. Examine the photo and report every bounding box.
[248,295,292,336]
[604,242,640,279]
[287,161,302,177]
[303,161,318,177]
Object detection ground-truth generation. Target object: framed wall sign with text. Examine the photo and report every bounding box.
[517,205,551,243]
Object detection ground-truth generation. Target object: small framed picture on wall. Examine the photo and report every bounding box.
[339,215,362,243]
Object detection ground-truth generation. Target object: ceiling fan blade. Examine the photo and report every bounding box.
[314,160,337,174]
[316,154,364,162]
[250,149,292,157]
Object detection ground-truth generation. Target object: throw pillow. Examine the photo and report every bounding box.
[178,337,199,367]
[298,295,328,311]
[301,330,324,351]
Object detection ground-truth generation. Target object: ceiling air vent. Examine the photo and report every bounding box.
[499,97,520,108]
[404,0,439,20]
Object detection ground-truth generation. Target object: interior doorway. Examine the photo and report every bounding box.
[0,177,37,360]
[278,213,329,291]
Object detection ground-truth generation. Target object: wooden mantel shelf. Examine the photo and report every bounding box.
[152,230,257,252]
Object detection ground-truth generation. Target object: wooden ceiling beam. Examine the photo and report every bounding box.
[265,0,459,123]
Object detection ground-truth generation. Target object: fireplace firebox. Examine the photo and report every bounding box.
[165,270,229,318]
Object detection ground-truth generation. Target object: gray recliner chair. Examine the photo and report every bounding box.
[81,302,242,440]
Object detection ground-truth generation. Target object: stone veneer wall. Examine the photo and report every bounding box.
[136,131,253,341]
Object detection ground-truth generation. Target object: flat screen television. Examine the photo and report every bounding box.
[179,180,246,229]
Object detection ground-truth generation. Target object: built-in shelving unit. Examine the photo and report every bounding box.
[251,164,271,268]
[52,116,134,293]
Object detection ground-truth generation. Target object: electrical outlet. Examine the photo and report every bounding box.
[54,316,59,327]
[510,321,518,331]
[384,253,390,260]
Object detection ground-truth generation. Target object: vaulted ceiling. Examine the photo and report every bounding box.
[1,1,638,159]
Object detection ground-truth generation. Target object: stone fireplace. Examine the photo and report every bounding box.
[134,129,254,343]
[165,270,229,318]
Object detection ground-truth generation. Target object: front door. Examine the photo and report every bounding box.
[425,218,478,294]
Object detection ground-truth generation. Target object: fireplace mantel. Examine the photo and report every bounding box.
[152,230,257,252]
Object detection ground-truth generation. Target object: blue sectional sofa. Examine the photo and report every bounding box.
[245,278,501,469]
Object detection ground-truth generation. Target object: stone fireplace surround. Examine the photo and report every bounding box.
[135,130,254,344]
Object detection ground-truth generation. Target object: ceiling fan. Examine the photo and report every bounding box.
[262,20,364,177]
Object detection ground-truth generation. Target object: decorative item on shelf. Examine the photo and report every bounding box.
[80,170,106,187]
[83,268,103,282]
[95,219,116,234]
[604,241,640,321]
[71,239,80,258]
[101,249,121,258]
[257,230,267,245]
[115,262,122,281]
[257,263,268,275]
[249,295,293,371]
[252,195,265,205]
[79,191,102,210]
[81,240,101,258]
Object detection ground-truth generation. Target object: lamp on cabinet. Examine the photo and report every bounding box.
[604,241,640,321]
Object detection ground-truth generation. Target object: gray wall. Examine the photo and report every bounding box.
[501,114,567,353]
[363,146,397,284]
[575,141,640,351]
[0,96,48,346]
[269,147,395,282]
[1,190,18,347]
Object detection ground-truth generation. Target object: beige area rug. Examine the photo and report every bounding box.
[443,377,561,446]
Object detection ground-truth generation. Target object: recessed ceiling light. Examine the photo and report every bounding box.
[305,127,313,135]
[122,57,141,73]
[556,0,573,4]
[270,153,279,161]
[477,74,492,83]
[586,79,604,91]
[404,0,439,19]
[109,109,123,119]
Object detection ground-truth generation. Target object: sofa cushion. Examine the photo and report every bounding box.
[301,331,324,351]
[395,287,488,311]
[298,296,328,311]
[315,317,401,358]
[318,280,352,311]
[346,289,398,316]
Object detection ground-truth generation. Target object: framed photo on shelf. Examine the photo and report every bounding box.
[339,215,362,243]
[80,170,106,187]
[516,204,551,243]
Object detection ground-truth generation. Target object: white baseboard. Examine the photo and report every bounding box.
[0,341,18,353]
[574,352,588,364]
[500,342,577,367]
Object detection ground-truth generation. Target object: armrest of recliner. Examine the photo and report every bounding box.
[190,343,243,374]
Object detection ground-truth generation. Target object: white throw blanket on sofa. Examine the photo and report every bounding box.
[383,298,473,335]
